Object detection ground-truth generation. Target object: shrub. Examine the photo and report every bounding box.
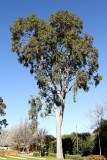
[86,155,106,160]
[65,154,82,159]
[48,152,56,157]
[33,152,40,157]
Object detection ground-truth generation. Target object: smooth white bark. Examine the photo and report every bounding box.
[55,103,64,159]
[56,115,64,159]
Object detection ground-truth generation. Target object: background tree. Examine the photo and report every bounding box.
[93,119,107,156]
[44,134,56,154]
[72,133,94,156]
[0,97,8,131]
[62,134,73,155]
[8,125,22,150]
[0,129,9,147]
[10,10,102,159]
[8,120,33,152]
[48,139,56,154]
[33,128,47,156]
[28,96,42,134]
[88,105,107,155]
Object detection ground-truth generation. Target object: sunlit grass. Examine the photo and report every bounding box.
[45,157,58,160]
[0,156,58,160]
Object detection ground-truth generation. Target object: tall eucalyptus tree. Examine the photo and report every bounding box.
[10,10,102,159]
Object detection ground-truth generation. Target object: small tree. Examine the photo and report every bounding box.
[0,97,8,131]
[34,128,47,156]
[8,125,22,150]
[93,119,107,156]
[10,10,102,159]
[89,105,107,155]
[8,120,33,152]
[0,129,9,147]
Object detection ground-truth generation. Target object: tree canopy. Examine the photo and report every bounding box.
[10,10,101,101]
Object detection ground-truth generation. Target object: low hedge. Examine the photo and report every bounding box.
[0,150,18,156]
[65,154,82,159]
[86,155,106,160]
[48,152,56,157]
[33,152,40,157]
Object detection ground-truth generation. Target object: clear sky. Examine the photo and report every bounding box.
[0,0,107,136]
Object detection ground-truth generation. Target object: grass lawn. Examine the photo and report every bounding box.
[0,156,58,160]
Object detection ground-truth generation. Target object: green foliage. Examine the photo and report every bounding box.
[62,133,95,156]
[44,135,56,153]
[48,140,56,153]
[86,155,105,160]
[28,96,42,133]
[62,136,73,154]
[72,133,94,156]
[0,97,8,130]
[10,10,102,114]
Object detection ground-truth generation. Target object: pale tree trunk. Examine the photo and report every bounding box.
[55,103,64,159]
[26,147,29,154]
[98,133,101,155]
[56,115,64,159]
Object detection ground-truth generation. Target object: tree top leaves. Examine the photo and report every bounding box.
[10,10,102,106]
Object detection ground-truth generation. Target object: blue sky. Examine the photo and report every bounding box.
[0,0,107,136]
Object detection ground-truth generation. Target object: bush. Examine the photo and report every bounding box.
[86,155,106,160]
[33,152,40,157]
[65,154,82,159]
[48,152,56,157]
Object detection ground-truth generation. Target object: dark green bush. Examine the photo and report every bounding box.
[65,154,82,159]
[33,152,40,157]
[48,152,56,157]
[86,155,106,160]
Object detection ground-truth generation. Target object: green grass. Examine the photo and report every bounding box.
[0,156,58,160]
[45,157,57,160]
